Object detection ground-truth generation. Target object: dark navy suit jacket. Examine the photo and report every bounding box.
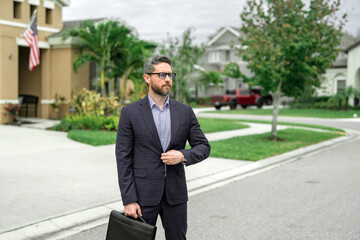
[115,96,210,207]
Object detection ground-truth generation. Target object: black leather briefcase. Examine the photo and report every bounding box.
[105,210,157,240]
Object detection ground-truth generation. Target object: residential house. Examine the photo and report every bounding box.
[315,32,358,100]
[197,26,360,106]
[0,0,92,124]
[196,26,252,98]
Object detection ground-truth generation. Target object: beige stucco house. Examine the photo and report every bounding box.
[0,0,91,124]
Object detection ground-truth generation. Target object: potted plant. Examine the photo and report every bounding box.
[3,104,20,125]
[50,94,66,119]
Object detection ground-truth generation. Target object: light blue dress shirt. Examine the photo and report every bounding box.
[148,94,171,152]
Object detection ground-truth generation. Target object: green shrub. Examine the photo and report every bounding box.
[71,88,120,116]
[51,115,119,132]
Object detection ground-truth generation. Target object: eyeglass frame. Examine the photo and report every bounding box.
[146,72,176,80]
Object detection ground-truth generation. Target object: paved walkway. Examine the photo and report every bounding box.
[0,114,354,240]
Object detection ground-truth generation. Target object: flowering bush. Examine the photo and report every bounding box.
[3,104,20,123]
[70,88,120,116]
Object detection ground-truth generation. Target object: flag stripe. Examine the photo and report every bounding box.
[23,15,40,71]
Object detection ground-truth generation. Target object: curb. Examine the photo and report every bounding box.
[1,131,358,240]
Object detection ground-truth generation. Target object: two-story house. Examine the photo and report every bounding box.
[196,26,252,98]
[197,26,360,106]
[0,0,92,124]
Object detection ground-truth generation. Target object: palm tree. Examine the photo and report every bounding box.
[111,35,156,105]
[344,86,360,110]
[63,20,132,97]
[198,70,224,92]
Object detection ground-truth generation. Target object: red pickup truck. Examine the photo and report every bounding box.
[210,89,269,110]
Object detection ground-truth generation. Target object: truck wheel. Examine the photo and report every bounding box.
[215,106,221,110]
[265,98,273,105]
[256,100,263,108]
[241,105,247,109]
[230,101,237,110]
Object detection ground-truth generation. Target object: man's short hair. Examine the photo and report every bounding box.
[144,55,172,74]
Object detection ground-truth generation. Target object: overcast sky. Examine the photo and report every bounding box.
[62,0,360,45]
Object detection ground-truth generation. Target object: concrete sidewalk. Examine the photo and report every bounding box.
[0,117,355,240]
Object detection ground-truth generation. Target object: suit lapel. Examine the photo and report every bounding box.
[139,97,163,152]
[168,99,179,150]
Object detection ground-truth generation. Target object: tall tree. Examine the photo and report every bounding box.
[222,62,242,79]
[161,28,204,103]
[63,20,156,100]
[198,70,224,91]
[63,20,125,96]
[111,35,156,105]
[239,0,346,139]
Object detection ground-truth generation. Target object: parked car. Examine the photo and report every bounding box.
[210,88,271,110]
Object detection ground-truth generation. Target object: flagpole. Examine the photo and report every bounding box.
[8,9,38,59]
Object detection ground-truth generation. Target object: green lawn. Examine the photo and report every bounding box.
[209,128,342,161]
[207,108,360,118]
[198,118,249,133]
[67,118,344,162]
[68,130,117,146]
[67,118,249,146]
[203,118,345,133]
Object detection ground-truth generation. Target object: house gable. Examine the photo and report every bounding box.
[206,26,240,48]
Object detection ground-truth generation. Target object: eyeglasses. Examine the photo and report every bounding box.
[147,72,176,80]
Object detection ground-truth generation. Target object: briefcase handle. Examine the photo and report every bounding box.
[122,212,147,224]
[136,214,146,223]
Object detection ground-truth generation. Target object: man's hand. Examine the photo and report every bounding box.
[161,150,184,165]
[124,202,142,218]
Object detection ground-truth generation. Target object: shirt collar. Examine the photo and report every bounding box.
[148,94,170,109]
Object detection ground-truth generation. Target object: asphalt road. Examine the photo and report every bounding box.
[60,115,360,240]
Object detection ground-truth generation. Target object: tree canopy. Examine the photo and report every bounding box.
[161,28,204,103]
[63,20,156,99]
[239,0,346,139]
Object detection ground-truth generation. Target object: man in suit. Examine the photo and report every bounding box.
[115,54,210,240]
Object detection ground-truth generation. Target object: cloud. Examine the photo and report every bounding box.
[62,0,360,44]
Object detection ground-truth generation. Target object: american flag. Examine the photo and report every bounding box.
[23,14,40,71]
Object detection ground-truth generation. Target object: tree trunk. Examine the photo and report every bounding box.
[195,81,198,103]
[119,67,133,106]
[175,77,180,102]
[271,82,282,140]
[108,77,115,97]
[345,96,349,111]
[101,69,107,97]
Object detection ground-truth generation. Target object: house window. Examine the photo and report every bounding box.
[14,1,22,19]
[209,52,220,63]
[45,8,52,24]
[337,80,346,95]
[225,50,231,61]
[30,5,37,18]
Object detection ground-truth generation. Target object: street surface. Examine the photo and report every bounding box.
[60,115,360,240]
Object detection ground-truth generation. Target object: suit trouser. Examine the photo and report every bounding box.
[141,190,187,240]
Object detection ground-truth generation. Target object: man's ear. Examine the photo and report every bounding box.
[143,74,150,85]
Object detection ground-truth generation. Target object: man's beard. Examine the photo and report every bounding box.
[151,83,172,97]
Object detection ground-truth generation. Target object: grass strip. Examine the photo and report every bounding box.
[198,118,249,133]
[67,119,249,146]
[206,108,360,119]
[67,119,344,148]
[215,118,345,133]
[68,130,117,146]
[209,128,342,161]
